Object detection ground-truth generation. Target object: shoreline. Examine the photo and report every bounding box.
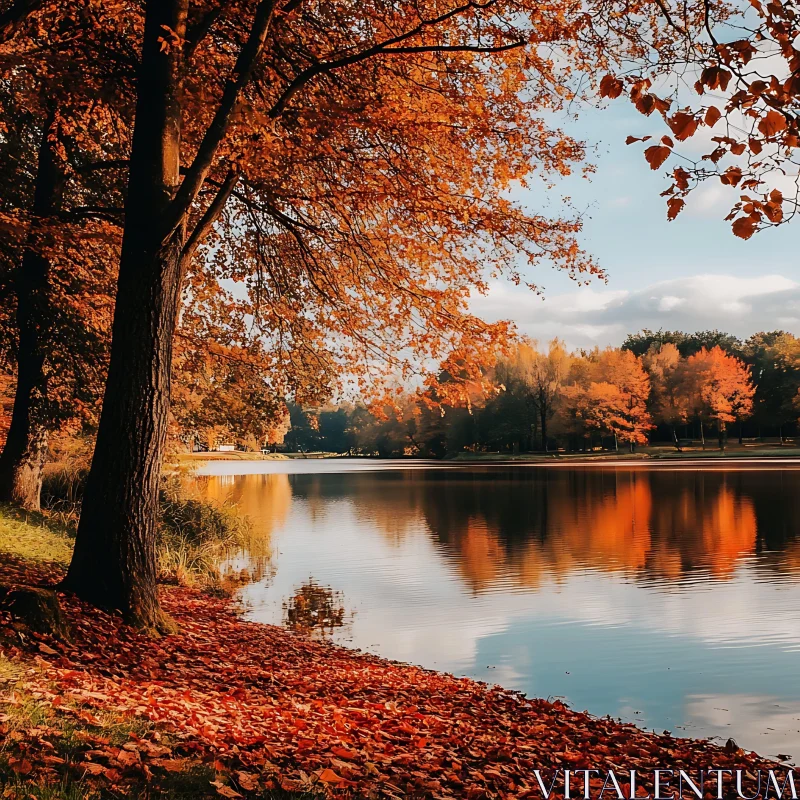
[178,447,800,468]
[0,510,792,799]
[0,555,789,799]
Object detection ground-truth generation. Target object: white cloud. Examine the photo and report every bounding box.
[658,295,683,312]
[470,274,800,349]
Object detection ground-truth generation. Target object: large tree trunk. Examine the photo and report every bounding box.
[0,109,63,511]
[62,0,188,632]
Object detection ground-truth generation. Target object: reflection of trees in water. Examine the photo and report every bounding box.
[289,468,800,590]
[200,467,800,593]
[198,473,292,585]
[283,578,349,638]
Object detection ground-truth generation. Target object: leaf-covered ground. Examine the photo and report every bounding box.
[0,553,782,800]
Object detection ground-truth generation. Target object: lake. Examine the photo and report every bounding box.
[194,458,800,761]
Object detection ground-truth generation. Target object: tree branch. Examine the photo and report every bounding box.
[185,2,227,61]
[181,168,240,262]
[267,0,520,119]
[165,0,277,241]
[75,159,130,174]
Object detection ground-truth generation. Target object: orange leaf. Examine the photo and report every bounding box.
[318,768,344,783]
[644,145,671,170]
[9,758,32,775]
[330,746,358,760]
[732,216,758,239]
[599,74,624,99]
[674,167,690,190]
[667,197,685,220]
[705,106,721,127]
[668,112,699,141]
[236,771,258,791]
[720,166,743,186]
[211,781,242,799]
[758,110,787,137]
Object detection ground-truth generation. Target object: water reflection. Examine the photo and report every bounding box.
[196,463,800,760]
[282,578,351,638]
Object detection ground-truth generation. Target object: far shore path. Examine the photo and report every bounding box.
[177,447,800,473]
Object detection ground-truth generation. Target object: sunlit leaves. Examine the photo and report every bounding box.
[599,74,623,98]
[644,145,671,170]
[732,216,758,240]
[758,110,788,137]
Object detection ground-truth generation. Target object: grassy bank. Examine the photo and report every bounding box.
[0,506,785,800]
[32,462,252,592]
[0,505,74,565]
[449,444,800,462]
[175,452,341,464]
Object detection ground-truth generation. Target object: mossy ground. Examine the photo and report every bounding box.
[0,504,74,566]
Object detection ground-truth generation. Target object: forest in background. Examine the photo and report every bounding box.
[189,328,800,457]
[4,326,797,465]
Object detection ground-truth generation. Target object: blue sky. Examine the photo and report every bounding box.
[470,97,800,349]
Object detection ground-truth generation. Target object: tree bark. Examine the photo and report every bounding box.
[0,109,63,511]
[62,0,189,633]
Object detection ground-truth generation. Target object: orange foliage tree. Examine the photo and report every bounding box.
[0,0,706,627]
[561,348,653,451]
[0,0,671,628]
[682,346,755,449]
[643,342,690,449]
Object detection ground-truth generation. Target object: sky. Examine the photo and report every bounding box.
[469,97,800,351]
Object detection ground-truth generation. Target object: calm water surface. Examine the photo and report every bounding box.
[195,459,800,760]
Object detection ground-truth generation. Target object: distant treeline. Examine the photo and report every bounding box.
[279,330,800,456]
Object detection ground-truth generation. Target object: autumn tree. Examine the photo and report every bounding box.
[643,342,689,448]
[595,349,653,450]
[509,338,571,450]
[46,0,621,630]
[0,0,706,627]
[0,23,129,510]
[559,348,653,451]
[682,346,754,449]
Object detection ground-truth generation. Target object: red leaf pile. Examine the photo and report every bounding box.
[0,557,781,799]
